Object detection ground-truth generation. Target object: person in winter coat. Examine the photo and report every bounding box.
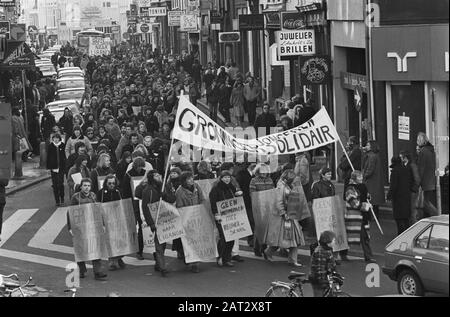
[400,151,421,224]
[343,170,375,263]
[116,151,132,186]
[115,124,144,160]
[47,133,66,206]
[362,141,385,218]
[310,231,337,297]
[41,108,56,143]
[96,174,126,271]
[311,167,335,200]
[230,80,245,126]
[68,178,107,280]
[294,151,313,202]
[121,157,146,260]
[387,156,413,235]
[249,163,275,257]
[65,126,93,158]
[90,153,115,194]
[58,108,73,141]
[67,155,91,198]
[175,171,205,273]
[416,132,439,217]
[209,170,243,267]
[236,163,256,248]
[338,136,362,187]
[254,103,277,137]
[263,170,304,267]
[135,170,176,277]
[11,108,32,157]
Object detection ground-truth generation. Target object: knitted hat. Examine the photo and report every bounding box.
[170,167,182,176]
[319,167,332,175]
[220,170,232,179]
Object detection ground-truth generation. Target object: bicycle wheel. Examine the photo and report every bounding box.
[265,285,299,297]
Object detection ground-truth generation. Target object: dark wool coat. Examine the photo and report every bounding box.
[387,164,413,220]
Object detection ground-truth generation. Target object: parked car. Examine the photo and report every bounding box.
[383,215,449,296]
[56,77,85,90]
[37,63,57,78]
[38,100,80,123]
[56,88,85,104]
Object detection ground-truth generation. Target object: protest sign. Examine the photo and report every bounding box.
[179,204,218,263]
[196,179,216,208]
[71,173,82,185]
[173,96,339,156]
[287,185,311,221]
[68,203,108,262]
[149,201,185,244]
[312,195,348,252]
[89,37,111,56]
[142,225,156,253]
[101,199,138,257]
[217,196,252,242]
[251,189,277,243]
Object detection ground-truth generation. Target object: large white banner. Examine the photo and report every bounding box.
[89,37,111,56]
[173,96,339,156]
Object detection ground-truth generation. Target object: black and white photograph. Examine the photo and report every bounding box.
[0,0,448,301]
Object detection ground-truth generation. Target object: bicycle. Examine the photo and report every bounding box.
[265,271,351,297]
[0,274,37,297]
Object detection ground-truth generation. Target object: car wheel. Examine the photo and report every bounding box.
[397,269,424,296]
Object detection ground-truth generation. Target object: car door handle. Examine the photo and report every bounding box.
[415,256,423,260]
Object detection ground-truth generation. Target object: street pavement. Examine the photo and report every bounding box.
[0,178,405,297]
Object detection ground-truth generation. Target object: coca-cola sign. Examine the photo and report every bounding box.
[281,11,306,30]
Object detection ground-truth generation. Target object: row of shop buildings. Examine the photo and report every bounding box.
[162,0,448,183]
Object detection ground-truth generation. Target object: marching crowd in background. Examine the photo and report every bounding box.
[0,41,448,294]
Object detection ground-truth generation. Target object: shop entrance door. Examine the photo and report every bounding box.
[391,82,426,157]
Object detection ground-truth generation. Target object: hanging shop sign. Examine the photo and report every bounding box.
[277,29,316,57]
[265,12,281,30]
[0,0,16,7]
[340,72,368,92]
[218,32,241,43]
[168,10,184,27]
[0,21,10,35]
[140,7,167,17]
[180,14,198,32]
[281,11,306,30]
[398,115,410,141]
[299,55,331,85]
[239,14,265,31]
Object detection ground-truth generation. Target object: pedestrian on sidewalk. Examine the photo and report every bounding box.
[136,170,176,277]
[209,170,243,268]
[249,163,275,257]
[47,133,66,206]
[343,170,376,263]
[387,156,413,235]
[243,77,261,125]
[68,178,107,280]
[399,151,421,224]
[0,179,8,242]
[230,79,245,126]
[416,132,439,217]
[175,171,205,273]
[97,174,126,271]
[263,170,304,267]
[362,140,385,218]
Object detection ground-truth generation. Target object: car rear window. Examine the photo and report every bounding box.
[429,225,449,253]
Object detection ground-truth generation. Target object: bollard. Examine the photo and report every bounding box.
[39,142,47,168]
[14,151,23,178]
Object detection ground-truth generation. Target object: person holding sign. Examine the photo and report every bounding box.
[97,174,126,271]
[175,171,205,273]
[136,170,176,277]
[343,170,375,263]
[263,170,303,267]
[90,153,115,194]
[67,155,91,198]
[121,157,146,260]
[209,170,243,268]
[68,178,107,280]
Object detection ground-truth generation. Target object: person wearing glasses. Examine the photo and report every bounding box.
[97,174,126,271]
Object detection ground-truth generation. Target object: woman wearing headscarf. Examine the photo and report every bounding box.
[263,170,304,267]
[249,163,274,257]
[65,126,93,158]
[175,171,205,273]
[67,154,91,198]
[209,170,243,267]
